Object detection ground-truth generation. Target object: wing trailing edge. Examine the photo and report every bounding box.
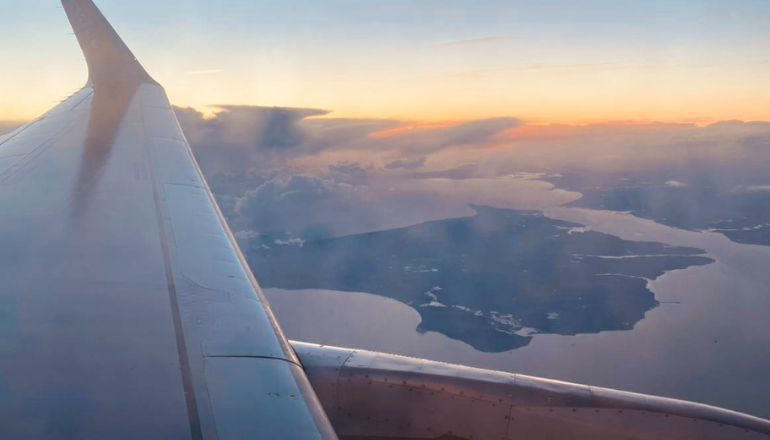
[61,0,156,88]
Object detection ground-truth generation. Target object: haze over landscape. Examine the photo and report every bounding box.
[2,0,770,419]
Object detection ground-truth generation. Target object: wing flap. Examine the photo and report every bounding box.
[205,358,329,440]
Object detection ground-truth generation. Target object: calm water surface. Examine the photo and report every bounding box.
[265,206,770,418]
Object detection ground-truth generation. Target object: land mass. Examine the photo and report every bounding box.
[246,205,713,352]
[546,172,770,247]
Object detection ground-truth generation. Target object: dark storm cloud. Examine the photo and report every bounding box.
[385,156,427,170]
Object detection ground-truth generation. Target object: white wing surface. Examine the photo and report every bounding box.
[0,1,337,439]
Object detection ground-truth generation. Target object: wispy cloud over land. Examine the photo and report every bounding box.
[168,105,537,237]
[170,105,770,242]
[175,105,518,175]
[6,105,768,243]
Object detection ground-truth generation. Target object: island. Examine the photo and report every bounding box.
[246,205,714,352]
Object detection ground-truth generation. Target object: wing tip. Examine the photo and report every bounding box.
[61,0,156,87]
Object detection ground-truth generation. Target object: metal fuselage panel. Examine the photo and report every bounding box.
[292,342,770,440]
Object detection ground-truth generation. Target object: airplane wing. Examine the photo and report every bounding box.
[0,1,336,439]
[3,1,770,440]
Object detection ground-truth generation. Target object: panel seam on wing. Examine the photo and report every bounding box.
[0,113,84,184]
[68,89,95,112]
[204,355,304,368]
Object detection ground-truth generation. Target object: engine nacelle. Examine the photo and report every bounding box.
[292,341,770,440]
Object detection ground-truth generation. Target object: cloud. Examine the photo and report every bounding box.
[329,161,370,184]
[233,230,263,247]
[299,117,517,157]
[489,120,770,181]
[169,98,770,248]
[736,185,770,193]
[171,106,525,240]
[174,105,520,179]
[233,173,376,238]
[174,105,329,174]
[386,157,427,170]
[274,237,306,247]
[210,105,329,152]
[229,166,579,241]
[238,175,349,207]
[704,120,770,131]
[378,118,521,156]
[410,164,483,180]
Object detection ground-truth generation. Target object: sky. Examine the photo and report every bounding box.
[1,0,769,124]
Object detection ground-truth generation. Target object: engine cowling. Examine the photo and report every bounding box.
[292,341,770,440]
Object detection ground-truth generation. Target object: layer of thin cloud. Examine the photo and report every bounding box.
[174,105,330,174]
[738,185,770,193]
[174,105,520,175]
[386,157,427,170]
[171,107,770,241]
[3,111,769,244]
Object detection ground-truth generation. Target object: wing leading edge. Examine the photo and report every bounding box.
[0,1,336,439]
